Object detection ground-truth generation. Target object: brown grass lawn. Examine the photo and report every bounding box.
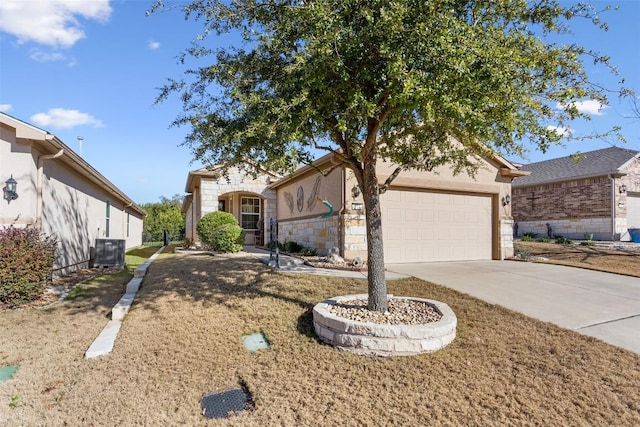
[1,248,639,426]
[514,241,640,277]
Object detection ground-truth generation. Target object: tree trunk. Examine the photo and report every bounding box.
[361,163,388,313]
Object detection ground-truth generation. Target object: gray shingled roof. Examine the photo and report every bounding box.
[512,146,639,187]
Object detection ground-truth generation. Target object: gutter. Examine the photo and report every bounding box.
[36,148,64,231]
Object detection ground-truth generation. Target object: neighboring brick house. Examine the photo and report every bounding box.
[184,151,525,263]
[512,147,640,241]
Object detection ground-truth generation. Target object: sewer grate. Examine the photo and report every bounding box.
[0,366,18,382]
[242,332,270,352]
[201,387,253,419]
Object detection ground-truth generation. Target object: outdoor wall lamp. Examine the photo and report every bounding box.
[619,184,627,194]
[3,175,18,203]
[351,185,361,198]
[501,195,511,207]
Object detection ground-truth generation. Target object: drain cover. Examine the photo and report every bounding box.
[242,332,270,352]
[0,366,18,382]
[201,388,252,419]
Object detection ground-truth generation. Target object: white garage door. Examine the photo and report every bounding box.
[381,190,493,263]
[627,193,640,229]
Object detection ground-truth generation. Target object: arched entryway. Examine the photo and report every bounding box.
[218,191,267,246]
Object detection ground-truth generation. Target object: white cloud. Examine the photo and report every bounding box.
[0,104,12,112]
[29,49,68,63]
[556,99,609,116]
[148,40,160,50]
[30,108,104,130]
[0,0,112,48]
[546,125,574,138]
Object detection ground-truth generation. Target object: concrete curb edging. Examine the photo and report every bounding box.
[85,246,164,359]
[313,294,457,357]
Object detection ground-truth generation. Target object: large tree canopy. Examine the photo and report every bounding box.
[141,195,185,242]
[153,0,627,311]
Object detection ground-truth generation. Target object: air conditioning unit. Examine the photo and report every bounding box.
[94,239,125,268]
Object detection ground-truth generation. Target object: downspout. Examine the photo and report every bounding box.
[36,148,64,231]
[608,174,616,241]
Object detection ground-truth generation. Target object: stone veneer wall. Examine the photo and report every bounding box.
[500,218,514,259]
[342,213,367,261]
[515,218,613,241]
[276,215,339,254]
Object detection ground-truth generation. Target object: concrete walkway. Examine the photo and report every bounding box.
[385,261,640,354]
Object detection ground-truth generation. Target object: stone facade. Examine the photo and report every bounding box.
[276,215,339,254]
[343,213,367,260]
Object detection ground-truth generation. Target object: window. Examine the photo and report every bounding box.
[126,212,130,237]
[218,200,226,212]
[105,201,111,237]
[241,197,260,230]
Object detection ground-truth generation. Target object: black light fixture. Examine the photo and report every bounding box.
[3,175,18,203]
[619,184,627,194]
[501,194,511,207]
[351,185,360,198]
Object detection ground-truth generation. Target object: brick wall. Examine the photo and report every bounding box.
[512,176,611,222]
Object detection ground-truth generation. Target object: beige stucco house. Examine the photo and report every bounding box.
[0,112,145,275]
[184,150,525,263]
[512,147,640,241]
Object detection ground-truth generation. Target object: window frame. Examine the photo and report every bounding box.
[240,197,261,230]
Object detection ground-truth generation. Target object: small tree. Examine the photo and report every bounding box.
[141,195,185,242]
[0,226,58,306]
[197,211,244,252]
[153,0,629,312]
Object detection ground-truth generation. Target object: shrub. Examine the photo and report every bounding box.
[553,235,572,245]
[523,232,537,238]
[210,223,244,253]
[196,212,244,251]
[521,235,534,242]
[0,226,58,306]
[535,237,551,243]
[282,241,304,253]
[299,248,317,256]
[580,241,595,246]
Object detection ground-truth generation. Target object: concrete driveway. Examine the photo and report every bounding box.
[386,261,640,354]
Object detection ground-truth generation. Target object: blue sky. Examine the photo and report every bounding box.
[1,1,639,204]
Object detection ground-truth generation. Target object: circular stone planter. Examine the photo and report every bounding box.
[313,294,457,357]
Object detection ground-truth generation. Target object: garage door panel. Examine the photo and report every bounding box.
[381,190,493,263]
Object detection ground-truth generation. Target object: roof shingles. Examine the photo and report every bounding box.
[512,147,639,187]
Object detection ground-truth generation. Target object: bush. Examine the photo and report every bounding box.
[580,241,595,246]
[521,235,534,242]
[553,235,572,245]
[196,212,245,252]
[535,237,551,243]
[0,226,57,306]
[210,223,244,253]
[282,241,304,253]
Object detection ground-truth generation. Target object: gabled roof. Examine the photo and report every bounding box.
[0,112,146,216]
[512,146,640,188]
[185,162,282,193]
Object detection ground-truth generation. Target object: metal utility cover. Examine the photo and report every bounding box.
[201,388,251,419]
[0,366,18,382]
[242,332,270,352]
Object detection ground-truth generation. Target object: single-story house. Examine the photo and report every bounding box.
[0,112,145,275]
[183,150,525,263]
[511,146,640,241]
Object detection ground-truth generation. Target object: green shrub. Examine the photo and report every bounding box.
[210,223,244,253]
[580,241,595,246]
[521,235,534,242]
[196,212,244,251]
[299,248,317,256]
[523,232,537,238]
[282,241,304,253]
[553,235,572,244]
[0,226,57,306]
[535,237,551,243]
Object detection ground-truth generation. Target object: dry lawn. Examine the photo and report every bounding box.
[514,241,640,277]
[1,250,639,426]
